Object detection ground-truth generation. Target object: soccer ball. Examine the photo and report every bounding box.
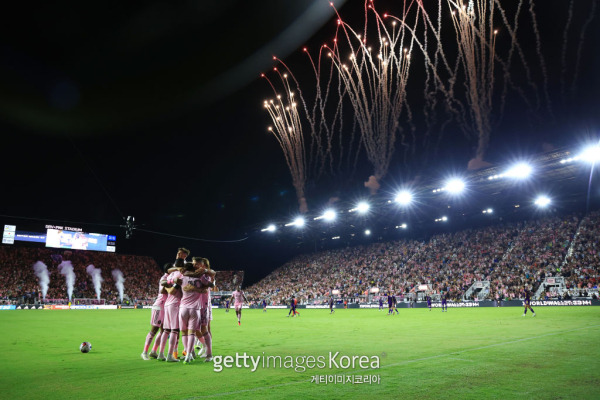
[80,342,92,353]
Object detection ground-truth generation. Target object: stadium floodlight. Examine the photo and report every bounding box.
[579,144,600,164]
[394,190,413,205]
[364,229,371,236]
[314,209,336,221]
[482,208,493,214]
[534,195,551,208]
[323,209,336,221]
[504,162,533,179]
[356,201,370,213]
[444,178,465,194]
[261,224,276,232]
[285,217,305,227]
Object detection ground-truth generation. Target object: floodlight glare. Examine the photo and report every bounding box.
[444,178,465,194]
[261,224,276,232]
[323,210,336,221]
[364,229,371,236]
[293,217,305,227]
[395,190,413,205]
[356,202,370,213]
[534,195,551,207]
[580,144,600,164]
[505,162,533,179]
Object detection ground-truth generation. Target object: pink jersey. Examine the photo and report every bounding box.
[164,270,183,307]
[180,275,202,309]
[232,290,245,305]
[152,273,169,307]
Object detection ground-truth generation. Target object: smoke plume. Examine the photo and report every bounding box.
[111,269,125,303]
[32,261,50,301]
[57,261,75,301]
[86,264,104,300]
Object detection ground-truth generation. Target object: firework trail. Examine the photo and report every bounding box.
[86,264,104,300]
[57,261,75,301]
[327,0,419,192]
[32,261,50,301]
[112,269,125,303]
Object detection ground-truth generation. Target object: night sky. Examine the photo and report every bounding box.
[1,0,598,285]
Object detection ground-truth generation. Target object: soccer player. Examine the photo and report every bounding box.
[440,291,448,312]
[522,287,536,317]
[378,296,384,311]
[262,299,267,312]
[178,262,203,364]
[426,293,432,311]
[329,297,335,314]
[231,286,247,325]
[225,299,230,313]
[387,293,394,315]
[157,247,188,362]
[141,263,171,360]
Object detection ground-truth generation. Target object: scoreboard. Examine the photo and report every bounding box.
[2,224,116,252]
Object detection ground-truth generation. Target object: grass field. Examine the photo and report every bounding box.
[1,306,599,399]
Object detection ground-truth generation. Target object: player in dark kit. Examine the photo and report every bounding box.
[262,299,267,312]
[522,288,536,317]
[378,296,384,311]
[288,296,298,317]
[426,294,432,311]
[391,294,399,314]
[225,299,230,312]
[329,297,335,314]
[440,291,448,312]
[387,293,394,315]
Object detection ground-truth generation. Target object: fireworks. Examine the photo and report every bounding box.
[260,0,595,204]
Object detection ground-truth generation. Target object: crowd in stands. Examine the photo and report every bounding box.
[0,246,246,305]
[0,247,162,304]
[1,212,598,306]
[245,211,600,305]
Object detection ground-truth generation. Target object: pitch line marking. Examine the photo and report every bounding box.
[184,324,600,399]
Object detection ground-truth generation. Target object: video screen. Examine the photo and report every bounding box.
[45,229,116,252]
[2,224,116,252]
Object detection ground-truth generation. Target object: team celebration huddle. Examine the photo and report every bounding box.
[140,247,245,364]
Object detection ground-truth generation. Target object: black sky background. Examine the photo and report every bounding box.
[0,0,598,286]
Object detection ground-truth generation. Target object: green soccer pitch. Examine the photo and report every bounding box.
[1,307,598,399]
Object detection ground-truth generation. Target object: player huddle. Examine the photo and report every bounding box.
[140,247,249,364]
[140,248,217,364]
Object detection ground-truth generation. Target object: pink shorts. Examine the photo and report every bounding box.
[150,306,164,327]
[179,307,199,332]
[200,307,209,327]
[235,302,243,312]
[163,304,180,330]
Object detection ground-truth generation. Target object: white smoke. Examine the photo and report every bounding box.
[86,264,104,300]
[111,269,125,303]
[57,261,75,301]
[32,261,50,301]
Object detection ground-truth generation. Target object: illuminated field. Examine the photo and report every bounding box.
[1,307,599,399]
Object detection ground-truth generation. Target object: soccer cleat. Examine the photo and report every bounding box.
[141,352,150,361]
[182,351,187,357]
[238,321,241,326]
[522,314,526,316]
[157,353,166,361]
[198,346,207,358]
[149,350,158,359]
[533,313,536,317]
[204,356,213,362]
[166,354,180,362]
